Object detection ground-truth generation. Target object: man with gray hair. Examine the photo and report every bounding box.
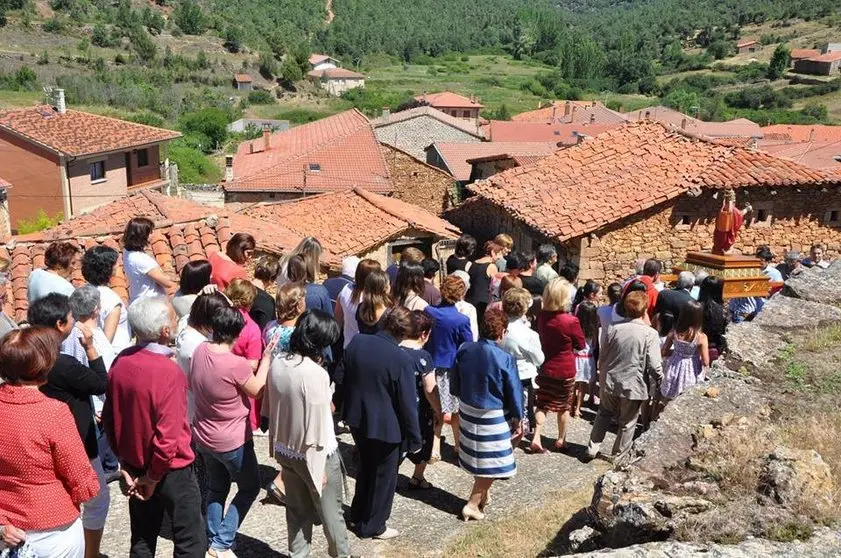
[103,296,206,556]
[653,270,695,333]
[64,285,117,369]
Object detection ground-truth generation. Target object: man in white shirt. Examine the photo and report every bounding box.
[802,243,831,270]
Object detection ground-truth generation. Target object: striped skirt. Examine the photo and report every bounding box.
[458,402,517,479]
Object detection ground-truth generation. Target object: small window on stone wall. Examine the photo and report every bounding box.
[748,202,773,228]
[825,208,841,227]
[674,213,692,230]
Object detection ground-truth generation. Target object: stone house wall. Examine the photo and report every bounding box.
[375,117,481,161]
[381,144,457,215]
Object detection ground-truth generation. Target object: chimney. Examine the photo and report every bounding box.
[262,126,271,151]
[681,117,687,130]
[564,101,572,118]
[591,101,597,107]
[644,110,651,119]
[589,113,596,124]
[249,143,255,154]
[571,106,578,121]
[809,128,816,142]
[551,106,557,123]
[750,138,758,150]
[225,156,234,182]
[382,107,390,122]
[55,88,66,114]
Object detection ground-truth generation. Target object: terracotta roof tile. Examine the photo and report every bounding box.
[226,109,391,194]
[308,68,365,79]
[240,187,459,259]
[808,52,841,62]
[484,120,620,143]
[2,190,334,322]
[371,106,484,138]
[759,140,841,170]
[234,74,252,83]
[511,101,628,125]
[737,37,760,48]
[0,106,181,157]
[463,121,841,242]
[415,92,484,109]
[791,49,821,60]
[309,54,333,65]
[760,125,841,143]
[428,142,560,181]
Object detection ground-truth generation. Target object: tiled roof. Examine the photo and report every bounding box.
[308,68,365,79]
[759,140,841,170]
[737,37,760,47]
[684,119,762,139]
[465,121,841,242]
[234,74,252,83]
[226,109,392,193]
[309,54,333,65]
[415,92,484,109]
[623,105,691,126]
[372,106,484,138]
[760,125,841,143]
[511,101,629,125]
[808,52,841,62]
[483,120,620,143]
[1,190,327,322]
[791,49,821,59]
[427,142,560,181]
[0,106,181,157]
[238,187,459,258]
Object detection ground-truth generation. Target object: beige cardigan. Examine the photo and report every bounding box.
[263,354,338,496]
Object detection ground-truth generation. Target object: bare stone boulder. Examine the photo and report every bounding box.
[725,322,786,372]
[759,446,835,507]
[753,295,841,330]
[784,260,841,305]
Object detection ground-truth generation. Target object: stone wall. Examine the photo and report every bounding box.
[381,144,457,215]
[375,116,481,161]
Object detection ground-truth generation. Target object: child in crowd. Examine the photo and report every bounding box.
[500,288,544,436]
[400,310,440,490]
[572,301,599,417]
[655,300,709,420]
[571,279,601,313]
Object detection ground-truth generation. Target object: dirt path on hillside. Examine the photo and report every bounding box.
[325,0,335,25]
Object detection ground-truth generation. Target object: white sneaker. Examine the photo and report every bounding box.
[374,527,399,540]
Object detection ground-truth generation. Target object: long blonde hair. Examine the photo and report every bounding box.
[280,236,322,283]
[542,278,572,313]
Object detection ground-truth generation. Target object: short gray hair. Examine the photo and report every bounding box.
[634,258,646,275]
[677,271,695,290]
[128,296,172,341]
[69,285,100,319]
[694,270,709,286]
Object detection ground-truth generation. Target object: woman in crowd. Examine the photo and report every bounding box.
[401,310,439,489]
[250,256,280,332]
[698,276,728,360]
[586,292,662,462]
[0,258,16,340]
[122,217,177,303]
[356,269,393,334]
[532,278,585,453]
[451,270,479,341]
[535,244,559,284]
[190,303,277,558]
[209,232,255,290]
[500,288,543,436]
[572,279,602,313]
[27,241,77,303]
[288,254,333,316]
[265,310,352,557]
[278,236,323,287]
[336,259,380,347]
[656,300,709,418]
[493,234,514,271]
[453,308,523,522]
[466,241,503,318]
[421,258,442,306]
[446,234,476,275]
[395,262,429,312]
[171,260,212,324]
[343,306,421,540]
[225,279,264,439]
[0,327,100,557]
[518,251,546,297]
[572,301,600,418]
[425,276,474,459]
[81,246,132,353]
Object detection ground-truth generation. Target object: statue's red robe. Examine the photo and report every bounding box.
[712,205,744,255]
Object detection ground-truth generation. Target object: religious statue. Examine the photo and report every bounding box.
[712,188,752,255]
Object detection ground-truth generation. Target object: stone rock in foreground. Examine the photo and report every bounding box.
[724,322,786,372]
[759,446,835,507]
[784,260,841,305]
[572,526,841,557]
[753,295,841,330]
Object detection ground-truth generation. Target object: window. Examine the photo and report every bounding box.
[748,202,773,228]
[136,149,149,168]
[89,160,105,182]
[673,212,693,230]
[825,208,841,227]
[462,110,471,118]
[308,163,321,172]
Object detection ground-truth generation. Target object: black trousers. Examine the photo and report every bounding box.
[521,379,536,428]
[349,432,401,538]
[126,464,207,557]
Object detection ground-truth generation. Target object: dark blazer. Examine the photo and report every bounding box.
[342,331,421,449]
[249,288,276,332]
[654,288,693,323]
[40,354,107,459]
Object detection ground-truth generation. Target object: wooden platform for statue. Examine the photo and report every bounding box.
[674,252,774,300]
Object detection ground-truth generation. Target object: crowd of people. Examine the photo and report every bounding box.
[0,220,833,557]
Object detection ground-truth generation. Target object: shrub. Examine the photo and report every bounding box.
[13,66,37,90]
[126,112,165,127]
[17,210,62,234]
[178,107,229,151]
[37,51,49,65]
[91,23,114,47]
[247,89,274,104]
[43,17,62,33]
[169,143,221,183]
[173,0,204,35]
[223,25,243,53]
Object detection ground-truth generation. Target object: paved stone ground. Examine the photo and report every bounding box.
[100,411,615,557]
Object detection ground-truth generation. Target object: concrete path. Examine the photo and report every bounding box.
[100,414,615,557]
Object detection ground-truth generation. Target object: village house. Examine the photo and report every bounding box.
[227,118,289,134]
[758,124,841,170]
[624,106,763,140]
[793,52,841,76]
[482,120,620,143]
[790,49,821,66]
[446,121,841,284]
[309,53,341,71]
[372,106,484,160]
[233,74,253,91]
[425,141,559,184]
[0,94,180,232]
[415,92,484,122]
[380,144,458,215]
[511,100,628,125]
[737,38,761,55]
[825,43,841,53]
[237,187,460,270]
[307,67,366,96]
[223,109,391,203]
[1,189,319,323]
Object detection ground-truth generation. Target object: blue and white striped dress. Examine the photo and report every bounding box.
[459,402,517,478]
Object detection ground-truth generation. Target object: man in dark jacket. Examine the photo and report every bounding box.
[653,271,694,332]
[342,306,421,540]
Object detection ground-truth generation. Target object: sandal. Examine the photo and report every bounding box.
[408,476,432,490]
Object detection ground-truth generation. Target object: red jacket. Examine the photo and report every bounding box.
[103,344,194,481]
[0,385,99,530]
[537,311,586,379]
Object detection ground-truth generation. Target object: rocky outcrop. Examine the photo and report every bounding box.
[753,295,841,330]
[573,527,841,557]
[760,446,835,507]
[724,322,786,372]
[784,260,841,304]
